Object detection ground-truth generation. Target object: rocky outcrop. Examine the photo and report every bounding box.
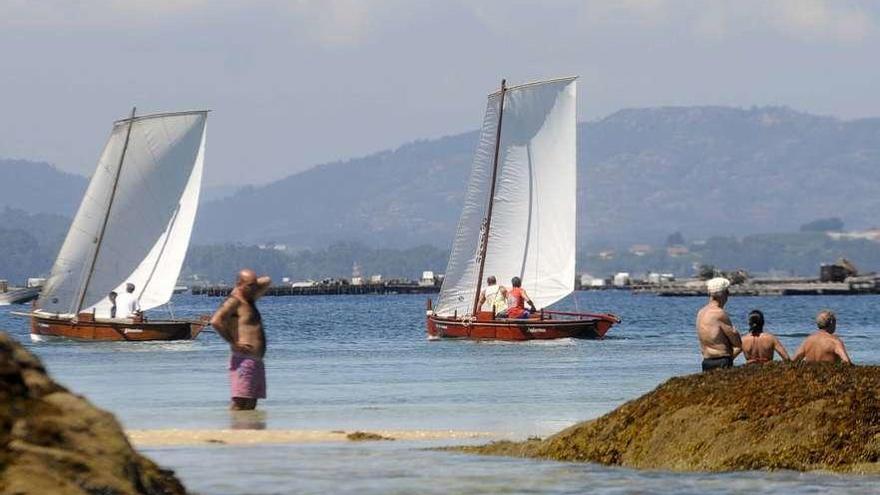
[460,364,880,472]
[0,332,186,495]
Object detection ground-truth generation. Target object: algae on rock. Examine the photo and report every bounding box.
[460,363,880,473]
[0,331,186,495]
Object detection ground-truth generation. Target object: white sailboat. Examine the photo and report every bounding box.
[21,108,210,341]
[426,77,619,340]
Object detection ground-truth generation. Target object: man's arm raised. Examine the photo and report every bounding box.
[253,276,272,300]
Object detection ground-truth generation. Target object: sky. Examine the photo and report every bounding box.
[1,0,878,186]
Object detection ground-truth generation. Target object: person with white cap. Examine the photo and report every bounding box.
[695,277,742,371]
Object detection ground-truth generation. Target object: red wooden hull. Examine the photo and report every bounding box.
[30,313,208,342]
[426,311,619,341]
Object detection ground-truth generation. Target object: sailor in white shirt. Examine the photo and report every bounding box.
[478,275,508,315]
[117,282,141,318]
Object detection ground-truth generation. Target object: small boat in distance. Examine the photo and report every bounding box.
[0,282,40,306]
[16,108,210,341]
[426,78,620,341]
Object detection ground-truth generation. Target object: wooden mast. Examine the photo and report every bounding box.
[74,107,137,315]
[472,79,507,316]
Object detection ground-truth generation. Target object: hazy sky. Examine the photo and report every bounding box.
[1,0,878,186]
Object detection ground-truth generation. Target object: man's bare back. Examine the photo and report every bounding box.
[792,310,852,364]
[794,331,851,363]
[696,304,741,359]
[696,279,742,372]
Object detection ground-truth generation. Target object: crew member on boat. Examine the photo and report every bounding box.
[478,276,508,315]
[117,283,141,318]
[741,309,790,364]
[506,276,537,319]
[108,291,118,319]
[210,269,272,410]
[696,277,742,371]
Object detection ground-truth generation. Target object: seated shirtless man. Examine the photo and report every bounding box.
[210,269,272,410]
[695,277,742,371]
[792,310,852,364]
[741,309,790,364]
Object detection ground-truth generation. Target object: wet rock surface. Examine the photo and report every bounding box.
[346,431,395,442]
[0,331,186,495]
[459,363,880,473]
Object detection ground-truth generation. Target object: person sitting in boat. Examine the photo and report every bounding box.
[108,291,118,319]
[478,276,508,315]
[741,309,790,364]
[118,282,141,318]
[506,276,537,319]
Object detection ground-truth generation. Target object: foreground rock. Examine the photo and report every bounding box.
[0,332,186,495]
[460,364,880,472]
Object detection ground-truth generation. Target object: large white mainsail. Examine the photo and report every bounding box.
[38,110,208,316]
[435,78,577,316]
[434,94,500,316]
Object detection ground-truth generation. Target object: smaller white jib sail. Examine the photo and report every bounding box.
[38,110,208,316]
[436,78,577,317]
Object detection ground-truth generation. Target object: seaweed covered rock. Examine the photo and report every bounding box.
[462,364,880,472]
[0,331,186,494]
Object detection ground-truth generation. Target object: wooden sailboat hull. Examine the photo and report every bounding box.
[426,311,619,341]
[30,313,208,342]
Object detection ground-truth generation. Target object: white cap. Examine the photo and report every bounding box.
[706,277,731,295]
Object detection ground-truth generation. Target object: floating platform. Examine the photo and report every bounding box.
[191,283,440,297]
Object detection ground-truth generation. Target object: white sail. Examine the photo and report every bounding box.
[435,78,577,316]
[38,111,208,316]
[434,94,500,316]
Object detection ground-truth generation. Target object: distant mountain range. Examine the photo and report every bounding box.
[0,159,87,216]
[193,105,880,250]
[4,106,880,251]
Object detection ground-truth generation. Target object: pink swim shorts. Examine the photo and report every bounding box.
[229,353,266,399]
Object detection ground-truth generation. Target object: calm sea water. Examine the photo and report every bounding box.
[2,291,879,494]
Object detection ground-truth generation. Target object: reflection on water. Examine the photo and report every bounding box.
[2,292,879,494]
[230,410,268,430]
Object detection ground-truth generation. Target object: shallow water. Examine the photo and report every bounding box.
[2,291,879,494]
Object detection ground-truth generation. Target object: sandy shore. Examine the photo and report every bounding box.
[127,429,498,447]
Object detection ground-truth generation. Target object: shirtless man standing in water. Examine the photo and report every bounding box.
[211,269,272,410]
[696,277,742,371]
[792,310,852,364]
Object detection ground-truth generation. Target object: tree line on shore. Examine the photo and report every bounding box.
[3,207,878,285]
